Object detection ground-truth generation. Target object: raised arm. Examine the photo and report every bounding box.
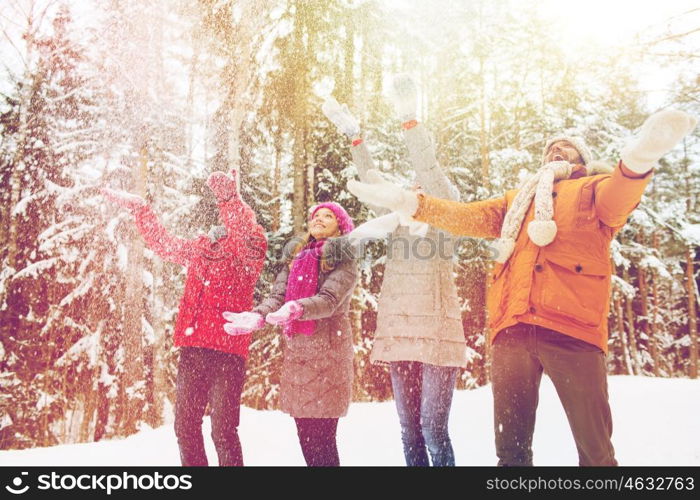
[207,169,268,277]
[102,188,195,266]
[347,169,506,239]
[413,193,506,239]
[322,97,390,216]
[596,109,697,228]
[594,164,652,229]
[403,122,459,201]
[390,74,459,201]
[133,204,196,266]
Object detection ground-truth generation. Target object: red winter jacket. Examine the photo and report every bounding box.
[133,194,266,358]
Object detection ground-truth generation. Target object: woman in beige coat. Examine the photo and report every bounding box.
[322,75,466,466]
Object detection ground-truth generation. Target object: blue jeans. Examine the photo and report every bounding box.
[174,347,246,466]
[389,361,458,466]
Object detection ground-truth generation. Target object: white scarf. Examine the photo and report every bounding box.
[491,161,573,264]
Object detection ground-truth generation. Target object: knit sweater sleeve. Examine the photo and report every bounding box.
[412,193,506,239]
[404,123,459,201]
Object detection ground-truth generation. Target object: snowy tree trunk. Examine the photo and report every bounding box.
[306,149,315,206]
[478,54,491,190]
[79,384,97,443]
[622,267,639,375]
[637,264,651,372]
[272,138,282,232]
[6,57,34,271]
[292,125,307,234]
[119,147,148,435]
[615,294,633,375]
[291,1,309,235]
[148,258,166,428]
[340,11,355,105]
[649,271,660,376]
[186,28,200,163]
[687,246,698,379]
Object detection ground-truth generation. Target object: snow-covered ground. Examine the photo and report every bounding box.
[1,376,698,466]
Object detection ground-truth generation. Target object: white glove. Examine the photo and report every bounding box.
[322,97,360,138]
[222,311,265,335]
[389,73,418,122]
[620,109,697,174]
[347,212,429,243]
[347,212,400,244]
[347,170,419,224]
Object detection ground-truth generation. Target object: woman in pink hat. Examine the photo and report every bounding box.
[223,202,358,466]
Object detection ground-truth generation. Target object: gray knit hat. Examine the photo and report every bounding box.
[542,135,592,166]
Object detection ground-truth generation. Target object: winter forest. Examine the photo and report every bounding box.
[0,0,698,451]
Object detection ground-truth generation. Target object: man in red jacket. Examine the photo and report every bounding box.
[102,170,266,466]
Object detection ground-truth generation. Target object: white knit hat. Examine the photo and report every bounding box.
[542,135,592,166]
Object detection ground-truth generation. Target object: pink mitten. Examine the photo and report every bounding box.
[222,311,265,335]
[265,301,304,326]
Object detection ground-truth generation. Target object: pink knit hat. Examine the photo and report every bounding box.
[308,202,355,234]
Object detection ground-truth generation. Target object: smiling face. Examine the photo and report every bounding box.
[544,140,583,164]
[309,207,341,239]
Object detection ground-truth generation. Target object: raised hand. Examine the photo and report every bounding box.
[347,170,419,221]
[101,187,147,211]
[346,212,401,245]
[322,97,361,138]
[389,73,418,122]
[621,109,697,174]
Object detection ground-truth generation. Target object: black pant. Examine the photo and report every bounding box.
[491,324,617,466]
[294,418,340,466]
[174,347,246,466]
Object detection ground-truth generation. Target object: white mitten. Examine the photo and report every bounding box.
[389,73,418,122]
[347,212,401,245]
[222,311,264,335]
[347,170,419,219]
[621,109,697,174]
[322,97,361,138]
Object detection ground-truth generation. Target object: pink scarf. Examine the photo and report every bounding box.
[283,238,327,337]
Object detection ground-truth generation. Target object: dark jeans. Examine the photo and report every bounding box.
[491,323,617,466]
[389,361,458,466]
[174,346,246,466]
[294,418,340,467]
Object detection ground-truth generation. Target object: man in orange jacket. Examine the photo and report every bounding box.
[347,109,697,466]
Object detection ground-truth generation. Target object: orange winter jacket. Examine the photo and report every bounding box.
[412,163,653,352]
